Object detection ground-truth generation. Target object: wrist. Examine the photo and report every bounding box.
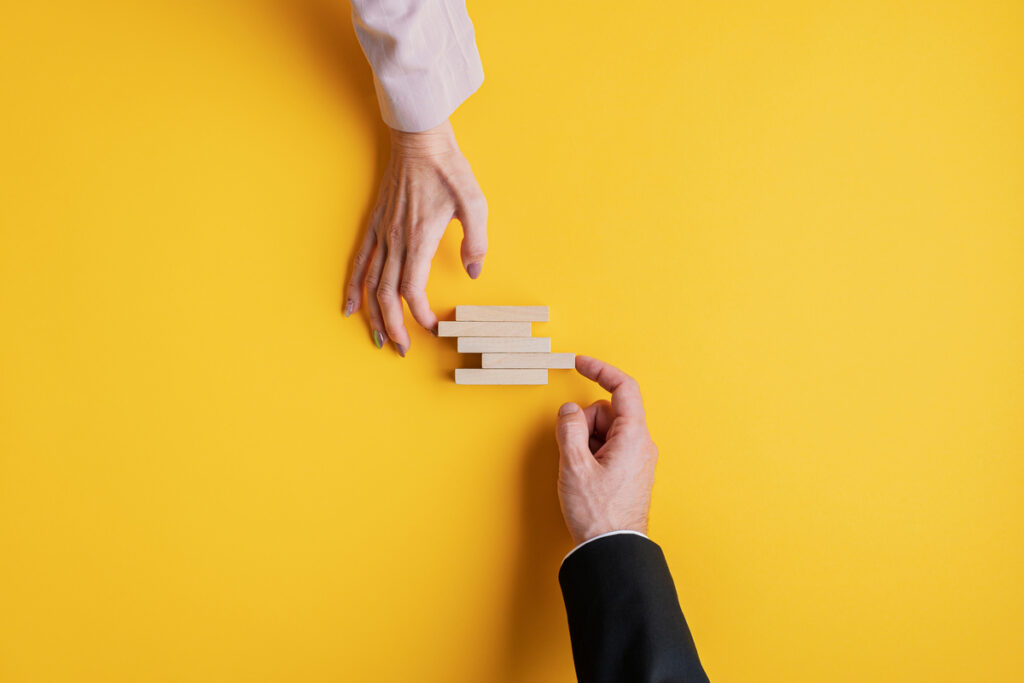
[390,120,458,158]
[561,529,652,566]
[573,520,648,547]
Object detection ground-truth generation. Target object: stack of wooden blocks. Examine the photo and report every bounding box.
[438,306,574,385]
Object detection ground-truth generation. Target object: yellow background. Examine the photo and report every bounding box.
[2,1,1022,681]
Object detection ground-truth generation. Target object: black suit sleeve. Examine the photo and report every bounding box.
[558,534,710,683]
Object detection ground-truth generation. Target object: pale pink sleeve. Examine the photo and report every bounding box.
[349,0,484,132]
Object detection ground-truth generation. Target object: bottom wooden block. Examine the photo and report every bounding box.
[455,369,548,385]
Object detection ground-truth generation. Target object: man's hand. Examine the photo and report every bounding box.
[345,120,487,355]
[555,356,658,546]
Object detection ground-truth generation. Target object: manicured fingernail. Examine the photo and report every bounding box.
[344,300,355,317]
[395,343,406,357]
[559,402,580,416]
[372,330,385,349]
[467,262,483,279]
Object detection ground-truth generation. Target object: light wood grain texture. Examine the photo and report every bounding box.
[481,353,575,369]
[437,321,531,337]
[457,337,551,353]
[455,369,548,385]
[455,305,549,322]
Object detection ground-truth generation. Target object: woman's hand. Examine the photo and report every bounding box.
[345,120,488,356]
[555,356,659,546]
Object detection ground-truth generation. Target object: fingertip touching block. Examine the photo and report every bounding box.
[455,305,549,322]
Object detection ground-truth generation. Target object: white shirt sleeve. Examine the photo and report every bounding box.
[349,0,484,132]
[561,530,651,567]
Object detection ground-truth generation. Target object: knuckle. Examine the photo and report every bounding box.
[466,193,488,214]
[377,278,399,298]
[621,416,649,434]
[385,223,404,246]
[399,281,422,300]
[558,422,585,442]
[619,416,640,429]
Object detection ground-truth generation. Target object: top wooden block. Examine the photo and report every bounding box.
[455,305,549,322]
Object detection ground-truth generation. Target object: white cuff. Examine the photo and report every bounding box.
[560,530,650,567]
[351,0,484,132]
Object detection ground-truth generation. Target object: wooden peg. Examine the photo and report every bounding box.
[457,337,551,353]
[437,321,531,337]
[455,305,549,322]
[481,352,575,369]
[455,369,548,385]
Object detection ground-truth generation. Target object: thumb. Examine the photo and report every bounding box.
[457,193,488,279]
[556,402,592,465]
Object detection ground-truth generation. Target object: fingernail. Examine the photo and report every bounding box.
[559,402,580,416]
[372,330,385,349]
[430,327,438,337]
[344,300,354,317]
[395,343,406,357]
[467,262,483,279]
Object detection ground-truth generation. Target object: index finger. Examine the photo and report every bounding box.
[400,238,441,333]
[574,355,645,418]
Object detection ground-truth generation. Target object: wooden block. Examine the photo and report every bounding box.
[455,369,548,385]
[455,305,549,322]
[457,337,551,353]
[481,352,575,369]
[437,321,531,337]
